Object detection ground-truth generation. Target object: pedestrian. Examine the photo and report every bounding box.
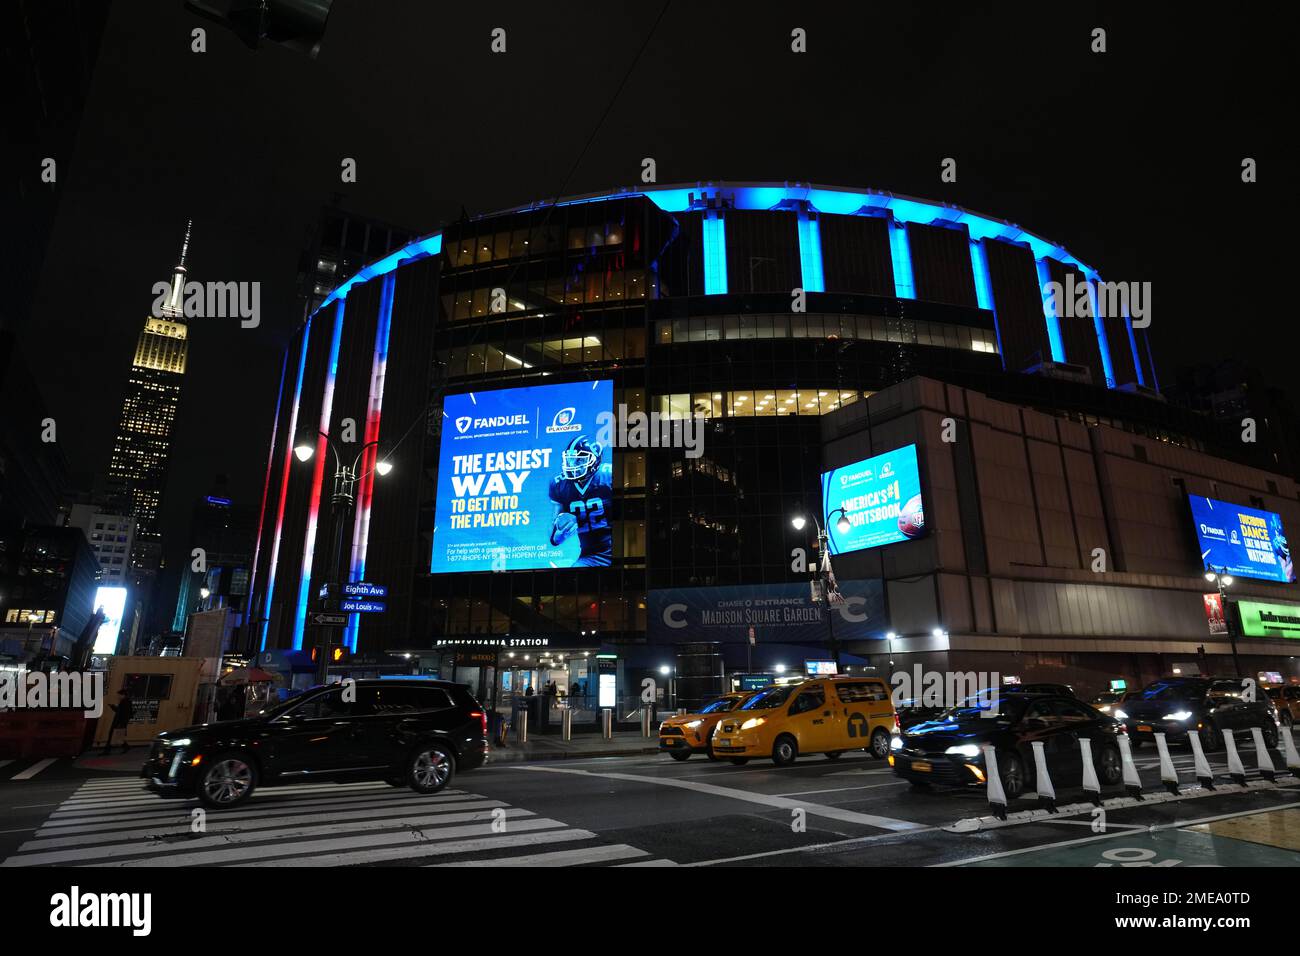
[525,685,534,697]
[102,690,132,755]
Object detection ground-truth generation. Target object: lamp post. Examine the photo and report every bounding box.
[790,508,851,669]
[1204,566,1241,677]
[294,432,393,684]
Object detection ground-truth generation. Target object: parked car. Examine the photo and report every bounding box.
[1265,686,1300,726]
[1114,676,1279,752]
[658,691,756,760]
[142,679,488,809]
[710,676,897,765]
[890,693,1124,799]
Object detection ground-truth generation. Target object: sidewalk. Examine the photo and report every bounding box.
[72,733,661,774]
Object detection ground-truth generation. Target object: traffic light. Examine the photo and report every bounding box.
[332,645,348,663]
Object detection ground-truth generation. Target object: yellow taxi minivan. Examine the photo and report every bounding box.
[658,691,755,761]
[710,676,896,765]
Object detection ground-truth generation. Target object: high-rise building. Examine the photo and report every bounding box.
[106,222,192,572]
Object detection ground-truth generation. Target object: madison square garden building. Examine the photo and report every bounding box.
[246,182,1300,710]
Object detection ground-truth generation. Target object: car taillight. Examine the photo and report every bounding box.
[470,711,487,737]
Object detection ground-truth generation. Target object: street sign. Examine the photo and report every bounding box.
[339,599,386,613]
[311,613,348,626]
[343,582,387,598]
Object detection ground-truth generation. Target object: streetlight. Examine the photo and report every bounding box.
[789,509,846,667]
[294,430,393,683]
[1205,566,1242,677]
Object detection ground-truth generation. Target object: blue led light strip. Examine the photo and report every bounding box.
[888,219,915,299]
[797,211,824,293]
[968,238,1003,356]
[1035,258,1066,363]
[702,209,728,294]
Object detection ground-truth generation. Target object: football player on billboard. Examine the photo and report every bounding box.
[549,434,614,566]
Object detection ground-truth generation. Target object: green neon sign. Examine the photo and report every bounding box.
[1236,600,1300,638]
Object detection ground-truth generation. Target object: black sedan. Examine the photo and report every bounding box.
[1114,676,1279,752]
[890,693,1124,799]
[142,679,489,809]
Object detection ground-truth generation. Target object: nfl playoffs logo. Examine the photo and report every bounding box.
[455,416,472,434]
[546,407,581,434]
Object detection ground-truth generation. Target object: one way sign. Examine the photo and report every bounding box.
[312,612,348,627]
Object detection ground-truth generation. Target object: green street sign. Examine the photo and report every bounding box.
[1236,600,1300,638]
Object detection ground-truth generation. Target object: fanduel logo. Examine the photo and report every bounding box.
[455,416,471,433]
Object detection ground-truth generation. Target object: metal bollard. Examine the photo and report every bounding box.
[561,707,572,742]
[516,709,528,745]
[601,708,613,739]
[640,707,653,738]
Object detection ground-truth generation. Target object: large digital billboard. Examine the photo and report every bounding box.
[430,379,614,573]
[1188,495,1294,584]
[92,586,128,655]
[821,444,925,555]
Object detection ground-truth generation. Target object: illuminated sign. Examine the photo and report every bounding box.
[1236,600,1300,639]
[1188,496,1294,584]
[805,660,838,676]
[822,444,925,555]
[92,586,129,655]
[430,380,614,573]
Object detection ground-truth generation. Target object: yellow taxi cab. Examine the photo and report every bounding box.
[709,675,897,765]
[658,691,756,761]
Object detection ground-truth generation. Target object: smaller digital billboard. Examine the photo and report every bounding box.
[805,660,838,676]
[92,586,128,655]
[822,444,925,555]
[1188,496,1294,584]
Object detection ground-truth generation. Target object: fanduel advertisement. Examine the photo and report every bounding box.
[647,580,886,644]
[822,444,925,555]
[430,380,614,573]
[1188,495,1294,584]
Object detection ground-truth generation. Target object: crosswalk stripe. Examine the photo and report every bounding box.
[54,781,408,812]
[616,859,680,867]
[4,807,537,867]
[33,798,512,850]
[11,759,57,780]
[53,785,425,815]
[39,793,488,835]
[429,843,649,867]
[92,817,572,868]
[237,824,590,868]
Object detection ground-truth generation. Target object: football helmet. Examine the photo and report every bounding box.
[561,435,601,481]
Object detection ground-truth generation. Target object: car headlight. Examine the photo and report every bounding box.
[890,735,904,751]
[1162,711,1193,722]
[945,744,981,758]
[739,717,765,731]
[167,737,192,748]
[684,720,703,729]
[1113,710,1128,720]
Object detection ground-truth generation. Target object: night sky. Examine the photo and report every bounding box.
[22,1,1287,566]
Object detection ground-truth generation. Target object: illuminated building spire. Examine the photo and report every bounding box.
[160,219,193,319]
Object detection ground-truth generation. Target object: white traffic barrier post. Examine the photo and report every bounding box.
[981,744,1008,820]
[1249,726,1276,783]
[1078,737,1102,806]
[1153,732,1181,795]
[1222,730,1247,785]
[1116,733,1143,799]
[1188,727,1216,789]
[1030,740,1057,812]
[1282,725,1300,773]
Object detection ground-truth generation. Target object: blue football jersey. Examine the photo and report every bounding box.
[549,463,614,565]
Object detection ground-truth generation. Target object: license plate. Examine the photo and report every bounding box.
[1137,724,1152,733]
[912,760,932,773]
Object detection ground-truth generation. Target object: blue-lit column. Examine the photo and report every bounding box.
[1035,258,1066,363]
[1123,303,1148,388]
[1085,274,1117,388]
[968,238,1004,360]
[702,208,728,294]
[888,218,915,299]
[796,210,824,292]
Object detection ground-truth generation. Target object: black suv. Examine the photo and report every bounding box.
[1115,676,1279,752]
[142,679,488,809]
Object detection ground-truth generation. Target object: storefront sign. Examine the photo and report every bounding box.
[1236,600,1300,639]
[433,633,602,650]
[648,580,885,645]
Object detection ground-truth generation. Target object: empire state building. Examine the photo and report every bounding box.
[107,222,192,571]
